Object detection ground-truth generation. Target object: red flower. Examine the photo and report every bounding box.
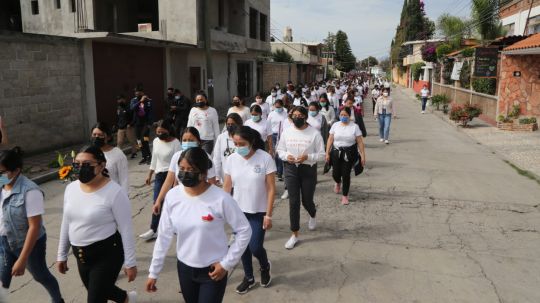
[202,214,214,222]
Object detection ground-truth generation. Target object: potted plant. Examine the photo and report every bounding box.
[515,117,538,131]
[430,94,450,112]
[497,115,514,131]
[450,104,482,127]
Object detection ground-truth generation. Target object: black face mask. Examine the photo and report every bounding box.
[92,137,105,148]
[158,133,169,140]
[232,101,240,106]
[226,125,235,134]
[76,164,97,184]
[195,102,206,108]
[293,117,306,128]
[177,171,201,187]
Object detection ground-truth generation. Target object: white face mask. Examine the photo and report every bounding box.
[383,92,389,97]
[271,92,277,97]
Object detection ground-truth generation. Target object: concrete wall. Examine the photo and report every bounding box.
[21,0,94,35]
[158,0,198,45]
[0,32,86,154]
[498,54,540,118]
[262,62,296,93]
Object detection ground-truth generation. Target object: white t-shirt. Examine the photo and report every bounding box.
[421,88,430,97]
[150,138,181,173]
[187,107,221,141]
[169,150,216,182]
[58,181,136,267]
[104,147,129,193]
[267,110,288,134]
[224,150,276,213]
[0,188,44,236]
[307,113,324,131]
[276,125,325,166]
[148,185,251,278]
[265,95,278,107]
[330,122,362,148]
[227,106,251,122]
[251,102,271,120]
[245,118,272,142]
[212,131,236,181]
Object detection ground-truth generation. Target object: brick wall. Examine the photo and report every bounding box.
[499,54,540,118]
[0,32,86,154]
[262,62,296,93]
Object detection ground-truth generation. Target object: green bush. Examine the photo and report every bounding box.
[461,48,475,58]
[472,78,496,95]
[431,94,451,110]
[411,62,426,81]
[519,117,538,124]
[459,60,471,89]
[442,59,453,84]
[508,104,521,118]
[436,43,453,60]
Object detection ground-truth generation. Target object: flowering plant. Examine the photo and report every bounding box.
[56,150,77,182]
[421,43,438,63]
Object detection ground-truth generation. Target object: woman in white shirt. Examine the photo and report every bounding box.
[90,122,129,193]
[251,92,271,120]
[140,119,181,241]
[151,127,216,217]
[266,100,288,181]
[146,147,251,303]
[325,107,366,205]
[227,95,251,122]
[276,106,325,250]
[265,88,279,108]
[292,90,309,108]
[187,92,221,154]
[319,95,336,126]
[374,88,395,144]
[420,84,430,114]
[244,105,273,154]
[307,102,330,147]
[57,146,137,303]
[371,85,381,115]
[223,126,276,294]
[213,113,243,183]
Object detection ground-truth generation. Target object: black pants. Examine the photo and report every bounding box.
[73,232,127,303]
[284,163,317,232]
[177,261,227,303]
[135,124,151,159]
[331,148,354,196]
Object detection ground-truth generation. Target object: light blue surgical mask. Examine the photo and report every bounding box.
[252,115,261,122]
[275,108,284,113]
[309,110,318,117]
[236,146,250,157]
[0,173,13,187]
[320,102,327,107]
[181,141,199,150]
[340,116,349,123]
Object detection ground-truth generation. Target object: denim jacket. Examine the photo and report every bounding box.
[1,175,46,251]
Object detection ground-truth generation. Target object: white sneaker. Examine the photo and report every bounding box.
[127,290,137,303]
[385,140,389,144]
[421,111,425,114]
[139,229,157,240]
[285,235,299,250]
[308,217,317,231]
[281,190,289,200]
[379,138,384,142]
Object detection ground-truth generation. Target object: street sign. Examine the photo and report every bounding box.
[474,47,498,78]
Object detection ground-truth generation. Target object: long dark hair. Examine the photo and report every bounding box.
[91,122,113,144]
[155,119,176,136]
[182,127,201,143]
[178,147,212,175]
[319,94,330,111]
[226,113,243,127]
[78,145,109,178]
[0,147,23,171]
[231,126,265,151]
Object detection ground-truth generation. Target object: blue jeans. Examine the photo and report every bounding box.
[0,235,63,302]
[272,133,283,177]
[421,97,428,111]
[241,212,269,279]
[151,171,168,232]
[378,114,392,140]
[177,260,227,303]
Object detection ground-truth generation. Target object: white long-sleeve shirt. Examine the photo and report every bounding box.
[150,138,181,173]
[212,131,236,181]
[320,105,336,125]
[187,107,221,141]
[226,106,251,122]
[58,181,136,268]
[245,118,272,142]
[276,125,325,166]
[104,147,129,192]
[148,185,251,278]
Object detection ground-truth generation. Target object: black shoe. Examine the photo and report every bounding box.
[236,277,255,294]
[260,261,272,287]
[130,153,137,159]
[146,159,151,165]
[278,175,283,181]
[138,158,147,165]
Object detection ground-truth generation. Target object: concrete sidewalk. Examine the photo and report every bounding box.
[401,86,540,180]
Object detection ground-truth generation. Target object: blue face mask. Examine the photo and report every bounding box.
[181,141,199,150]
[236,146,250,157]
[275,108,284,113]
[0,174,13,187]
[340,116,349,123]
[252,115,261,122]
[309,110,318,117]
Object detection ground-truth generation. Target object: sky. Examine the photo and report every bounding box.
[270,0,472,61]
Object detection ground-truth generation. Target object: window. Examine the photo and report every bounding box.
[71,0,76,12]
[528,15,540,34]
[56,0,61,9]
[259,13,267,41]
[503,23,515,36]
[31,0,39,15]
[249,8,257,39]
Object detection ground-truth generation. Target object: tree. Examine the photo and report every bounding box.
[322,32,336,53]
[379,56,391,74]
[272,49,294,63]
[471,0,504,41]
[359,56,379,70]
[437,13,472,49]
[334,30,356,72]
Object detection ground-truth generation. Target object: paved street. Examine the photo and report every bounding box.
[9,86,540,303]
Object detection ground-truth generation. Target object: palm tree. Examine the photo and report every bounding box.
[471,0,505,41]
[437,13,471,49]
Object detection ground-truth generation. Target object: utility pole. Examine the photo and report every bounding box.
[203,0,214,106]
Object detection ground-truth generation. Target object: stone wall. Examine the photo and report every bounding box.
[262,62,296,93]
[0,31,86,154]
[498,54,540,118]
